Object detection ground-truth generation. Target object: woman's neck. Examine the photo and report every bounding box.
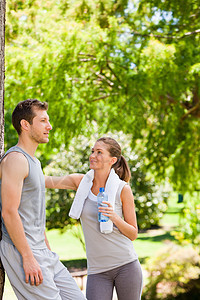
[91,169,111,195]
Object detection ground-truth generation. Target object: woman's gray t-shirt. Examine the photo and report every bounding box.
[80,181,138,275]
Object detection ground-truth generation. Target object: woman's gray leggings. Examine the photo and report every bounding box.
[86,260,143,300]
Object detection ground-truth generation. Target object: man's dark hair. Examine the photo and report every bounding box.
[12,99,48,135]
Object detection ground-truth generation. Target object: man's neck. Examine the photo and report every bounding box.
[17,138,38,158]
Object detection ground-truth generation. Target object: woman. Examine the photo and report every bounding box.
[45,137,143,300]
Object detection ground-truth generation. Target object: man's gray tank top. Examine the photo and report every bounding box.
[0,146,46,249]
[80,181,138,275]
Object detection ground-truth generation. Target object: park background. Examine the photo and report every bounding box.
[1,0,200,299]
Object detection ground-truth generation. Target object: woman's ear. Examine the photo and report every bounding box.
[111,157,117,166]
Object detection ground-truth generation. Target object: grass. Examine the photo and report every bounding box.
[45,228,86,261]
[133,194,183,263]
[134,230,176,264]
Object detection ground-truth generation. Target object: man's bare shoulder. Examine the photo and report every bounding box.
[0,152,29,179]
[2,151,27,164]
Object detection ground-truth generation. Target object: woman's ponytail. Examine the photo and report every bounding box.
[113,155,131,182]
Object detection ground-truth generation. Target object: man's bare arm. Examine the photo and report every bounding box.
[45,173,84,190]
[44,231,51,250]
[1,152,43,286]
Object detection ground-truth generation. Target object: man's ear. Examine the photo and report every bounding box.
[20,119,30,132]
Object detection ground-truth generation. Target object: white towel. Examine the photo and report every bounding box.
[69,169,94,219]
[69,168,121,234]
[101,169,121,234]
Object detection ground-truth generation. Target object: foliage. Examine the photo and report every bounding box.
[171,192,200,247]
[45,131,167,231]
[4,0,200,194]
[70,223,86,252]
[142,244,200,300]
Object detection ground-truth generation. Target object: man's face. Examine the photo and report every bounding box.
[29,109,52,144]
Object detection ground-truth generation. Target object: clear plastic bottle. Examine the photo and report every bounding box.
[97,187,109,222]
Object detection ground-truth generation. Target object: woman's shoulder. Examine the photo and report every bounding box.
[121,183,132,194]
[118,179,128,193]
[115,180,128,205]
[120,183,134,204]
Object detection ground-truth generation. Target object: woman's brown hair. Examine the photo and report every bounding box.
[97,137,131,182]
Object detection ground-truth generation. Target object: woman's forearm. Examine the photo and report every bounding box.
[111,214,138,241]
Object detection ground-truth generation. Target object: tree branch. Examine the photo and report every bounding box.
[79,58,96,62]
[181,102,200,120]
[106,62,122,83]
[179,29,200,39]
[129,28,200,40]
[90,93,118,102]
[95,72,114,87]
[78,52,96,58]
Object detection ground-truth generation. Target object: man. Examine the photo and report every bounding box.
[0,99,86,299]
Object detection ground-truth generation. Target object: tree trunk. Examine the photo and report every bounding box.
[0,0,6,298]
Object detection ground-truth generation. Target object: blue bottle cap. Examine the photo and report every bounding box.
[99,187,104,192]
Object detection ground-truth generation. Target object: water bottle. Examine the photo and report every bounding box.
[97,187,109,222]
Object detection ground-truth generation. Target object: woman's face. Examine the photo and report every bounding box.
[89,141,115,170]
